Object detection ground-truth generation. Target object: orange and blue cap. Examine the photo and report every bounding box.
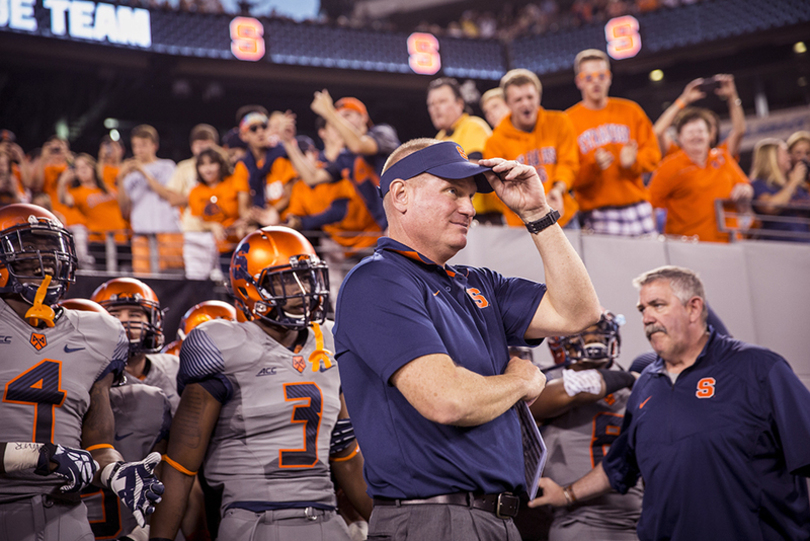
[379,141,494,197]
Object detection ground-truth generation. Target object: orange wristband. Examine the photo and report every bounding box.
[85,444,114,452]
[330,443,360,463]
[162,454,197,476]
[674,98,686,110]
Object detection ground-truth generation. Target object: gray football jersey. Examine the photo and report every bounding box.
[178,319,343,512]
[82,379,172,539]
[0,300,128,502]
[143,353,180,415]
[541,368,643,530]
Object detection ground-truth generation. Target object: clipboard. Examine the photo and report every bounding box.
[516,400,547,500]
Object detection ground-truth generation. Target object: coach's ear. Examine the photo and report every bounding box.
[388,178,409,212]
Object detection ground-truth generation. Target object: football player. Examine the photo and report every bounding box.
[149,226,371,540]
[91,278,180,414]
[0,204,163,541]
[58,298,173,541]
[162,300,237,356]
[530,311,642,541]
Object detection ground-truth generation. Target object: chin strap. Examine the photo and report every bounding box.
[308,322,333,372]
[25,275,56,328]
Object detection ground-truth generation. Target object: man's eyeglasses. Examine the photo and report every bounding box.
[577,70,611,83]
[249,123,269,133]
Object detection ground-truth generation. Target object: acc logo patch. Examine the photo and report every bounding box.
[455,145,468,161]
[292,355,306,374]
[30,332,47,351]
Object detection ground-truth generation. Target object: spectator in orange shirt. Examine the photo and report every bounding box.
[57,153,129,269]
[97,134,124,189]
[285,131,382,302]
[649,109,753,243]
[480,88,511,130]
[653,75,746,159]
[567,48,661,236]
[484,68,579,227]
[230,107,294,224]
[185,146,251,280]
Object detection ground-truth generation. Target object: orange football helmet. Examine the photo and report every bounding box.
[162,339,182,356]
[177,300,237,340]
[230,226,328,329]
[57,298,107,313]
[0,203,76,305]
[91,277,164,353]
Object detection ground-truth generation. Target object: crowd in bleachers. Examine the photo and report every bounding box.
[1,53,808,280]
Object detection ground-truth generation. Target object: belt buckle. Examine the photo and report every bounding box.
[495,492,513,519]
[304,507,318,521]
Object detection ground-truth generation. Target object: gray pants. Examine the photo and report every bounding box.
[219,507,352,541]
[368,503,522,541]
[0,495,94,541]
[550,521,639,541]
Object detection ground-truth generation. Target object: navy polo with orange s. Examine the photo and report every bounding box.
[335,236,546,499]
[603,328,810,540]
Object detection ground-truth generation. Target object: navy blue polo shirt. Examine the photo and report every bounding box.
[334,237,546,499]
[603,329,810,540]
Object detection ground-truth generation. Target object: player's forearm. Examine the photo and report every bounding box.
[331,450,372,521]
[530,379,602,420]
[90,447,125,487]
[148,466,196,539]
[527,225,601,337]
[0,442,43,474]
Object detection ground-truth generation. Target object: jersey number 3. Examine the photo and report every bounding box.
[279,382,323,468]
[3,360,66,444]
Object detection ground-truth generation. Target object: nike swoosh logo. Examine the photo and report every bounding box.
[639,396,652,409]
[433,290,440,296]
[64,345,85,353]
[115,432,133,441]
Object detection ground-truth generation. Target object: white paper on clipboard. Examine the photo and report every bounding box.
[516,400,547,501]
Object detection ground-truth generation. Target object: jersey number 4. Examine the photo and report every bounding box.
[590,412,623,468]
[279,382,323,468]
[3,360,66,444]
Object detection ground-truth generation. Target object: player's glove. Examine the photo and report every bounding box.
[100,452,164,528]
[34,443,99,493]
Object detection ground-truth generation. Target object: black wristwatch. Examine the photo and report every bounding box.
[524,209,561,235]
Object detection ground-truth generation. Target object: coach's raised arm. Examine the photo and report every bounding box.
[333,138,600,541]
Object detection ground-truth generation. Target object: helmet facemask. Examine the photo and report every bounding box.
[556,312,623,369]
[103,300,165,354]
[248,254,329,330]
[0,222,76,306]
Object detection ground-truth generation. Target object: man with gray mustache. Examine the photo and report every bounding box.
[530,265,810,541]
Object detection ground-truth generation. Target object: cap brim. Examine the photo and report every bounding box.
[428,162,494,194]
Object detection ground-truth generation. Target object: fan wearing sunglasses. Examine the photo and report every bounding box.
[566,49,662,237]
[230,106,296,225]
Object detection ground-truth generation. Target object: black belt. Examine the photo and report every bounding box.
[374,492,519,519]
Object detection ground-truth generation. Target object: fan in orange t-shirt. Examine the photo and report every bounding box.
[57,153,130,269]
[648,109,753,243]
[566,49,661,236]
[484,69,579,228]
[185,146,251,279]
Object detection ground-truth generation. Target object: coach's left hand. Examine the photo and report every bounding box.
[479,158,550,223]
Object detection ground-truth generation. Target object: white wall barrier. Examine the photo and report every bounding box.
[450,226,810,389]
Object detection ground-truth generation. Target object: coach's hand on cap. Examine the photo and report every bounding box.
[479,158,551,223]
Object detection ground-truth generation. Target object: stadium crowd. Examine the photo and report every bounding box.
[1,47,808,282]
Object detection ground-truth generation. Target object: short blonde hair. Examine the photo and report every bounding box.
[574,49,610,74]
[633,266,708,324]
[500,69,542,97]
[382,138,439,175]
[787,130,810,152]
[480,87,504,110]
